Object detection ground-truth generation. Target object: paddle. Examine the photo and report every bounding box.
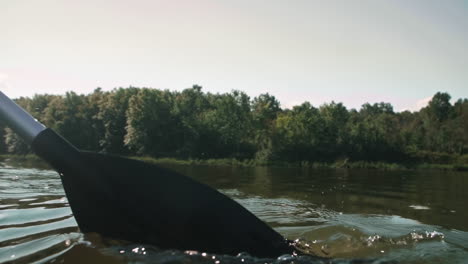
[0,91,295,258]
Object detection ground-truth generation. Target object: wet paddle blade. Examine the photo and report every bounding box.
[32,128,294,258]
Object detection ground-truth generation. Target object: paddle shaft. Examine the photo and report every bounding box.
[0,90,105,228]
[0,91,46,144]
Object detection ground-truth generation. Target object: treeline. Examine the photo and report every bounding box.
[1,86,467,165]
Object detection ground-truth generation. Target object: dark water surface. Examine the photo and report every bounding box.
[1,160,467,264]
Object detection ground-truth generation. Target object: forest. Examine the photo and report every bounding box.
[1,86,467,166]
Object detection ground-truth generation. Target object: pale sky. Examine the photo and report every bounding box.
[1,0,467,111]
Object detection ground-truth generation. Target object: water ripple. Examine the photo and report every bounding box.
[1,164,468,263]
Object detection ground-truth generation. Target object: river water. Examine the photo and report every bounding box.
[0,159,467,264]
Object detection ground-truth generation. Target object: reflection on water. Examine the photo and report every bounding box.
[1,161,468,263]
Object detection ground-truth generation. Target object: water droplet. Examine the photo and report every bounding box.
[366,235,381,246]
[409,205,430,210]
[320,245,330,255]
[411,232,424,240]
[396,240,407,245]
[277,254,295,261]
[380,250,385,253]
[425,231,444,239]
[119,250,125,254]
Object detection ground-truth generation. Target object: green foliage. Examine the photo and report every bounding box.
[347,106,402,161]
[0,122,6,154]
[171,85,209,157]
[98,87,138,154]
[251,93,282,162]
[275,102,323,161]
[4,127,30,154]
[427,92,452,122]
[41,91,104,151]
[124,88,181,156]
[319,102,350,159]
[1,88,467,166]
[201,90,254,158]
[3,97,37,154]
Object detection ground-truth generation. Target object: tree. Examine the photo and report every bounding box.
[360,102,394,116]
[43,91,100,150]
[124,88,181,156]
[4,127,30,154]
[450,99,468,154]
[275,102,323,161]
[419,92,454,153]
[98,87,139,154]
[251,93,282,161]
[3,97,34,154]
[347,102,401,161]
[1,88,466,163]
[427,92,452,122]
[252,93,281,125]
[201,90,254,158]
[172,85,212,158]
[0,122,5,154]
[319,101,350,158]
[83,88,106,152]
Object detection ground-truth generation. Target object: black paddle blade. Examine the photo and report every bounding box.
[31,129,295,258]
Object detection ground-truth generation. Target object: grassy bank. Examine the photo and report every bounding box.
[133,156,468,171]
[0,154,51,169]
[2,154,467,171]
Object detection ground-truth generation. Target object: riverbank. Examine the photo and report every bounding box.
[0,154,51,169]
[3,154,466,171]
[133,156,468,171]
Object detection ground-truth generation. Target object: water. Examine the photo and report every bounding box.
[1,160,468,264]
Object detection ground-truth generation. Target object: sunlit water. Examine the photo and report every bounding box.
[1,160,467,264]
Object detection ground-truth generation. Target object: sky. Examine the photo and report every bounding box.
[1,0,467,111]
